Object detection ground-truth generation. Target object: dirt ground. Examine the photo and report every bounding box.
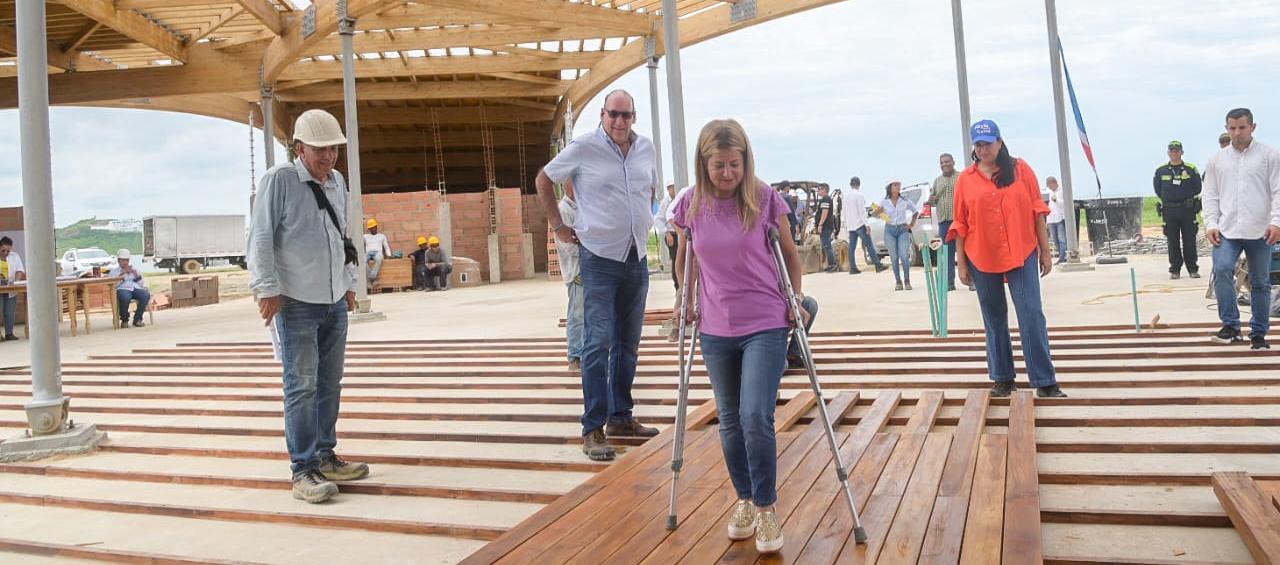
[145,267,253,302]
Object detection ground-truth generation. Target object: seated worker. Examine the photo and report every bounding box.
[364,219,392,286]
[1,236,26,341]
[423,236,452,291]
[108,249,150,328]
[409,236,431,291]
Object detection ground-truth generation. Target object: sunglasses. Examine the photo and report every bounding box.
[605,110,636,120]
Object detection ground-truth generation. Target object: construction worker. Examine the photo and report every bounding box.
[363,219,391,286]
[422,236,452,291]
[1153,140,1202,279]
[409,236,430,291]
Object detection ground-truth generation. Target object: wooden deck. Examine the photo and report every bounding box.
[0,320,1277,563]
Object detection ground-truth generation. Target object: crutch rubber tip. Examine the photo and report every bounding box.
[854,527,868,544]
[666,515,679,530]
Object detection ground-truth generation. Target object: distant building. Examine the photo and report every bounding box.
[89,219,143,233]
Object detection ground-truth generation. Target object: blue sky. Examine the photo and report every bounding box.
[2,0,1278,227]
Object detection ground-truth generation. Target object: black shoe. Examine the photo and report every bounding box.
[824,266,839,273]
[1210,325,1244,345]
[874,264,889,273]
[3,334,17,341]
[1036,384,1068,398]
[118,321,130,329]
[1169,272,1180,280]
[132,320,145,328]
[991,381,1016,397]
[1189,271,1201,279]
[1251,334,1270,350]
[848,269,861,275]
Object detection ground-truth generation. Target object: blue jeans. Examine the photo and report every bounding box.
[1,292,16,336]
[276,297,349,475]
[565,282,584,361]
[969,251,1056,387]
[884,224,913,283]
[1212,238,1272,337]
[938,220,957,287]
[116,288,151,323]
[847,226,879,270]
[819,228,837,268]
[701,327,789,507]
[579,245,649,435]
[1049,221,1068,263]
[366,250,384,283]
[787,296,818,359]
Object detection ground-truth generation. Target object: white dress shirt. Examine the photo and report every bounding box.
[839,187,869,230]
[1046,190,1065,224]
[1203,139,1280,240]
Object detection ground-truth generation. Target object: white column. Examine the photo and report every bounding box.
[339,13,371,306]
[1044,0,1079,261]
[660,0,690,189]
[16,0,68,434]
[950,0,974,166]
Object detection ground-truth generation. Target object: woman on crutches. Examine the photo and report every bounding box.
[671,119,807,554]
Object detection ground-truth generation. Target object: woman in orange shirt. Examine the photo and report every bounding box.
[948,120,1066,398]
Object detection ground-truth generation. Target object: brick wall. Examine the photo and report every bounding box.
[0,207,24,230]
[360,191,442,256]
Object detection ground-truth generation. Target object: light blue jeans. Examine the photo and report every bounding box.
[969,251,1057,387]
[565,281,584,361]
[1212,237,1272,337]
[277,296,349,475]
[847,226,879,270]
[366,250,384,283]
[701,327,790,507]
[1050,221,1068,263]
[884,224,913,283]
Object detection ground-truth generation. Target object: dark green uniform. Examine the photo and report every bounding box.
[1153,161,1201,275]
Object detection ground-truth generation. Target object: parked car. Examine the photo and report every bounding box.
[865,184,939,267]
[59,247,114,276]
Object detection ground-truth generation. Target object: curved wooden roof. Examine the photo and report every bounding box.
[0,0,842,193]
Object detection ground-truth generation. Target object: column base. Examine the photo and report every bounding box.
[1059,260,1096,272]
[0,422,105,462]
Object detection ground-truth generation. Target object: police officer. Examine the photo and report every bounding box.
[1153,140,1202,279]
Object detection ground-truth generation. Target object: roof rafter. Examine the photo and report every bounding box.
[279,51,604,81]
[0,24,115,72]
[275,79,568,102]
[427,0,658,36]
[58,0,190,63]
[235,0,288,37]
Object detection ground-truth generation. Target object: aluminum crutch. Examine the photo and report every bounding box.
[667,228,700,530]
[767,227,868,544]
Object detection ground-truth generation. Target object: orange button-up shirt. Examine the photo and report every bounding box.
[946,159,1049,273]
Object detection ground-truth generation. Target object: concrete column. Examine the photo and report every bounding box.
[950,0,974,166]
[436,192,453,258]
[488,190,502,283]
[339,13,372,309]
[261,85,275,168]
[660,0,690,189]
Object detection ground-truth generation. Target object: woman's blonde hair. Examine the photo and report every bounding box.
[688,118,761,229]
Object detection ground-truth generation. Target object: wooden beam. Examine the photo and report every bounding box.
[261,0,400,82]
[192,7,246,43]
[357,4,528,30]
[80,93,258,127]
[63,21,102,52]
[481,72,563,87]
[235,0,287,36]
[274,79,567,102]
[0,24,115,72]
[355,128,549,150]
[353,105,551,126]
[58,0,190,63]
[427,0,658,36]
[278,51,603,81]
[302,24,612,57]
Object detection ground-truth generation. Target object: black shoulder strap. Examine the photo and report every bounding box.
[306,180,344,233]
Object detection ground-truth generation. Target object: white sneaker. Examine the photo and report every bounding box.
[727,499,756,540]
[755,509,784,554]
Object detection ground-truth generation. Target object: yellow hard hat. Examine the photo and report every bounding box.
[366,219,378,229]
[416,236,428,246]
[428,236,440,246]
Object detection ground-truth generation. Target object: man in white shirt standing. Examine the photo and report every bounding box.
[654,183,679,284]
[363,219,392,287]
[0,236,25,341]
[840,177,885,274]
[1204,108,1280,350]
[556,179,583,372]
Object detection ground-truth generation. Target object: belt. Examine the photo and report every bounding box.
[1162,200,1195,208]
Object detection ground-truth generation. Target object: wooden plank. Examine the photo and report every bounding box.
[1211,472,1280,565]
[959,434,1008,565]
[905,390,944,434]
[774,390,817,433]
[1003,391,1043,565]
[878,432,954,564]
[460,399,717,564]
[919,389,991,564]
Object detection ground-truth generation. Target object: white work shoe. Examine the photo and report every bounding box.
[727,499,756,540]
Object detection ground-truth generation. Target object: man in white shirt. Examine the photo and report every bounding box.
[556,179,584,372]
[1203,108,1280,350]
[0,236,25,340]
[363,219,392,286]
[840,176,885,274]
[108,249,150,328]
[1045,176,1068,265]
[654,183,678,282]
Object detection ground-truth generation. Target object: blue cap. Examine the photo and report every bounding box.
[971,119,1000,144]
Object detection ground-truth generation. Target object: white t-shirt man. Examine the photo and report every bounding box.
[839,187,869,232]
[363,232,391,256]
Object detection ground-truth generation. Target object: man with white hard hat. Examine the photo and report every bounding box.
[108,249,149,328]
[247,108,367,503]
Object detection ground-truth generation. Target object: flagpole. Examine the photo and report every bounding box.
[1044,0,1089,268]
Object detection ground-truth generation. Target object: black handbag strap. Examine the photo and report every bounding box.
[305,181,344,234]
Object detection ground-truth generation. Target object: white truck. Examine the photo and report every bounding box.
[144,215,247,274]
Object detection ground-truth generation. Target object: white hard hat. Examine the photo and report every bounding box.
[293,109,347,147]
[117,249,131,259]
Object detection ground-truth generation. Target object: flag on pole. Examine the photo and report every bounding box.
[1059,39,1099,175]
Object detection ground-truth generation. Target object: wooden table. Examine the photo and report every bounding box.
[0,276,123,337]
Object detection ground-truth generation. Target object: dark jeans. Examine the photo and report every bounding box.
[701,327,789,507]
[426,264,452,289]
[787,296,818,359]
[819,228,837,268]
[1163,212,1199,274]
[116,288,151,323]
[937,220,957,287]
[665,231,679,288]
[969,251,1057,387]
[1212,237,1272,337]
[1,292,16,336]
[847,226,879,271]
[579,245,649,435]
[276,297,349,475]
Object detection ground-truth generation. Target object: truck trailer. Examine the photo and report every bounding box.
[144,215,246,274]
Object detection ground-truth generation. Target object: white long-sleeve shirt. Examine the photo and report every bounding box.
[364,232,391,256]
[1202,139,1280,240]
[839,187,869,230]
[555,197,580,284]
